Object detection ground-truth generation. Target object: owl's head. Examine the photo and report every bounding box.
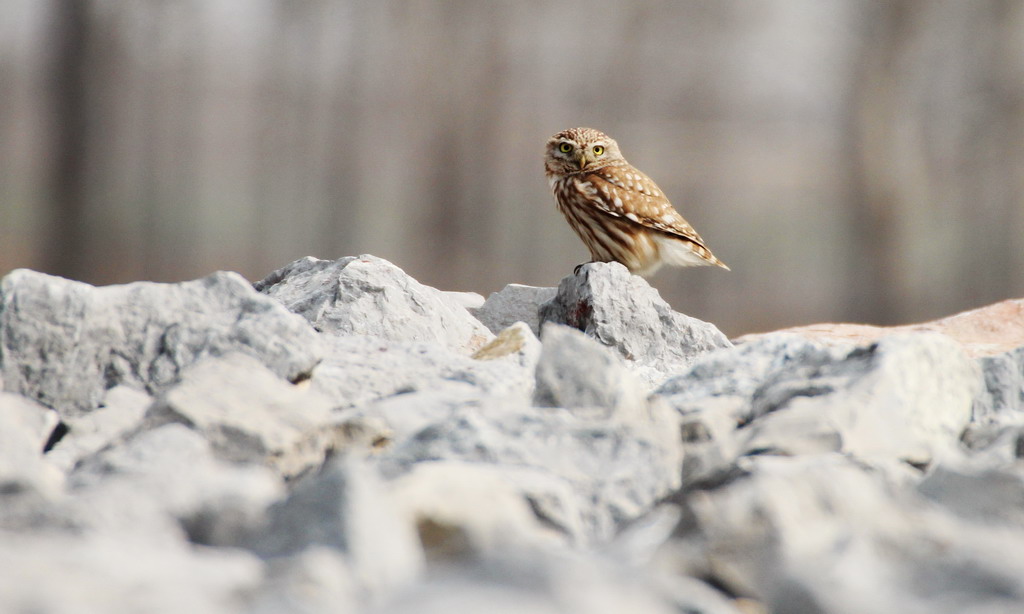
[545,127,624,175]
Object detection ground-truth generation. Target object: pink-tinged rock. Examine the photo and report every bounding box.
[736,298,1024,358]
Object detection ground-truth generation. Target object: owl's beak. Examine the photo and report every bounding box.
[576,152,587,170]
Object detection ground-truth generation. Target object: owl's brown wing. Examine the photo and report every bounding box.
[581,167,712,250]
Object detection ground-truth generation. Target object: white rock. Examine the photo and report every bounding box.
[255,255,494,353]
[250,458,423,600]
[443,290,486,312]
[390,461,570,558]
[475,283,558,336]
[311,323,541,413]
[0,392,62,496]
[46,385,152,472]
[373,553,736,614]
[0,530,262,614]
[147,353,337,479]
[535,323,651,417]
[665,453,1024,614]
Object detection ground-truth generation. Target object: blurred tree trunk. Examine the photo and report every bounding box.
[844,1,913,324]
[45,0,91,281]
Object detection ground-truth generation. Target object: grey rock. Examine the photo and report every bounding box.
[658,333,850,483]
[538,262,731,379]
[372,574,565,614]
[0,269,324,417]
[959,419,1024,469]
[973,345,1024,422]
[376,392,684,544]
[0,392,62,496]
[354,388,488,451]
[665,453,1024,614]
[0,422,283,550]
[658,333,848,403]
[46,385,152,472]
[739,333,980,464]
[660,333,980,470]
[312,322,541,411]
[147,353,338,479]
[372,554,741,614]
[256,255,494,353]
[250,458,423,598]
[534,323,650,415]
[917,464,1024,526]
[475,284,558,336]
[246,547,358,614]
[65,423,284,543]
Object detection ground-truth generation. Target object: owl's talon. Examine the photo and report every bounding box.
[573,262,592,276]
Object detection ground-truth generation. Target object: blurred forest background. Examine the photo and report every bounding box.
[2,1,1023,337]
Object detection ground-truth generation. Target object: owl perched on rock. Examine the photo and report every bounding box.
[545,127,729,277]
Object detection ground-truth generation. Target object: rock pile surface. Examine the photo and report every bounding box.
[1,254,1023,613]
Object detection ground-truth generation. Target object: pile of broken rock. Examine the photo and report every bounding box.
[1,254,1023,614]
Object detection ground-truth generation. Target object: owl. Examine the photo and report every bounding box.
[545,127,728,277]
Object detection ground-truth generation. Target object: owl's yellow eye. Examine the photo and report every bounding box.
[593,145,605,156]
[558,143,573,154]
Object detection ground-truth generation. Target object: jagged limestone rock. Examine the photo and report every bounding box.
[538,262,731,380]
[255,255,493,353]
[0,269,323,417]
